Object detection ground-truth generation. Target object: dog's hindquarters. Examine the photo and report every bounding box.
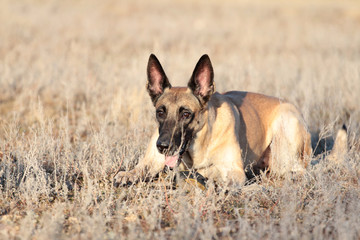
[267,103,312,176]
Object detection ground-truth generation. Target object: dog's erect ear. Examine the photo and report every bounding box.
[147,54,171,105]
[188,54,214,105]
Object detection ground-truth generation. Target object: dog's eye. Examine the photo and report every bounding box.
[181,111,191,119]
[156,110,165,119]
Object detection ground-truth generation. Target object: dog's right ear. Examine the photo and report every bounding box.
[147,54,171,105]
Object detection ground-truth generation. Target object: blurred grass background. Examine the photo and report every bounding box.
[0,0,359,238]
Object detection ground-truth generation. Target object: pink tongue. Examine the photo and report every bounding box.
[165,155,179,168]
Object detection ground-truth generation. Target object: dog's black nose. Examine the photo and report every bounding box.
[156,138,169,153]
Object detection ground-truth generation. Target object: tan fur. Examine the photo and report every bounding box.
[114,90,311,186]
[328,127,348,163]
[113,55,312,187]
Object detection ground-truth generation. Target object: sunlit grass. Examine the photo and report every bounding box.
[0,0,359,238]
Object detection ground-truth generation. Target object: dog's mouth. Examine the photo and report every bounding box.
[165,155,180,168]
[164,141,188,168]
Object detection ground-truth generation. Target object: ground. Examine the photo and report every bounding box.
[0,0,359,239]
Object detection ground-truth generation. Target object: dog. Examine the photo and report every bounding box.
[113,54,313,187]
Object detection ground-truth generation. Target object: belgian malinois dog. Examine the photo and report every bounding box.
[113,54,313,187]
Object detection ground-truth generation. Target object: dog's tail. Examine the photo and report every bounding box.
[311,124,348,164]
[327,124,348,162]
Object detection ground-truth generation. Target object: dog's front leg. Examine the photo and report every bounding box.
[113,131,165,187]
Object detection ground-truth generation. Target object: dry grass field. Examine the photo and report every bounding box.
[0,0,360,239]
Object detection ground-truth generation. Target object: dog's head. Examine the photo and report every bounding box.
[146,54,214,167]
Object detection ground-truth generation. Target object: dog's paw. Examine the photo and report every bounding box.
[113,170,137,187]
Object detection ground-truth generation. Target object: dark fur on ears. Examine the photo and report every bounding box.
[188,54,215,106]
[147,54,171,105]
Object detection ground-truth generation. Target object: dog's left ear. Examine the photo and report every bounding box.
[188,54,215,106]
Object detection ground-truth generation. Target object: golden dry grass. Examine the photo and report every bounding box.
[0,0,360,239]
